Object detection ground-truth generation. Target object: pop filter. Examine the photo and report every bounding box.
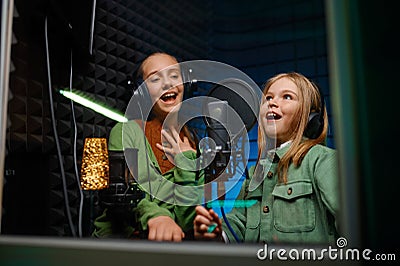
[204,78,260,138]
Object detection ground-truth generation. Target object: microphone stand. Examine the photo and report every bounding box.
[203,125,242,242]
[203,122,232,205]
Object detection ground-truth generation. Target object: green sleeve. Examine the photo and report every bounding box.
[313,146,340,228]
[92,209,113,238]
[172,150,204,233]
[108,122,124,150]
[137,150,204,233]
[136,197,174,230]
[92,208,135,238]
[221,165,255,242]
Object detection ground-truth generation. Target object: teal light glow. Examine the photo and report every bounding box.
[207,199,257,209]
[59,89,128,123]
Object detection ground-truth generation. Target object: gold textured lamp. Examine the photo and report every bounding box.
[80,138,109,190]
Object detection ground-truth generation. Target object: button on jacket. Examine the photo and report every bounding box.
[222,143,339,244]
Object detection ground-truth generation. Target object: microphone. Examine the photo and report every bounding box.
[202,78,260,202]
[205,100,231,200]
[206,100,230,169]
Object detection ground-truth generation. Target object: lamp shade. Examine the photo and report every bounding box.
[80,138,109,190]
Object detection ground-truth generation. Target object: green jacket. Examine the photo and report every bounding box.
[223,144,340,244]
[92,121,204,238]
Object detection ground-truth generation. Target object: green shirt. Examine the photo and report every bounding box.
[92,121,204,238]
[223,144,340,244]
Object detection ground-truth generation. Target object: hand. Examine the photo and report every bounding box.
[193,205,222,240]
[147,215,185,242]
[156,127,195,161]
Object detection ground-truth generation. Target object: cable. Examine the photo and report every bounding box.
[203,123,244,242]
[221,157,251,243]
[69,48,84,238]
[45,16,77,237]
[220,205,241,243]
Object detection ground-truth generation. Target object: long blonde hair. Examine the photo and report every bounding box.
[257,72,328,183]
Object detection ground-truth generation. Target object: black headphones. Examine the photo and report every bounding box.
[126,61,145,93]
[123,64,153,120]
[304,82,325,139]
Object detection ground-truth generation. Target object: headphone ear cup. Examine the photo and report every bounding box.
[180,65,194,98]
[304,112,323,139]
[134,76,143,93]
[135,79,152,114]
[304,81,326,139]
[125,77,153,120]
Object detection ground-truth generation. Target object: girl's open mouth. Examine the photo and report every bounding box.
[267,112,281,121]
[160,92,177,104]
